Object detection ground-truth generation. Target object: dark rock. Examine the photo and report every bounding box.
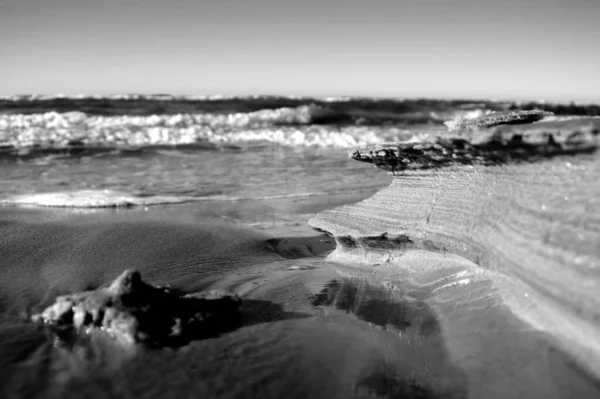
[445,110,552,131]
[66,139,86,148]
[351,119,599,173]
[31,270,241,347]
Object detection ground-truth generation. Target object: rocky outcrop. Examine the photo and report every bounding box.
[309,114,600,374]
[32,270,241,347]
[352,118,598,172]
[444,109,551,130]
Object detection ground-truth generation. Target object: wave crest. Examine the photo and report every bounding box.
[0,108,429,154]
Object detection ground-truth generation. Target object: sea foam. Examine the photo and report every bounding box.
[1,190,195,208]
[0,108,427,152]
[0,189,361,208]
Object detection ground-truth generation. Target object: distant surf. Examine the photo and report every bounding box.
[3,95,597,156]
[0,108,434,155]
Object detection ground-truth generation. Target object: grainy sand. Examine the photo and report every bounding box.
[1,201,599,399]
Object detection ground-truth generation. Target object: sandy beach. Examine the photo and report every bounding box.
[0,200,464,399]
[2,0,600,393]
[2,189,599,398]
[1,95,599,398]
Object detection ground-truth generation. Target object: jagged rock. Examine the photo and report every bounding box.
[445,109,552,131]
[352,119,599,173]
[32,270,241,347]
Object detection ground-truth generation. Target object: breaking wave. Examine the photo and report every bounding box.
[1,190,195,208]
[0,189,363,208]
[2,95,597,155]
[0,108,438,154]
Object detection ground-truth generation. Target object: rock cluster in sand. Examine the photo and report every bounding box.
[32,270,242,347]
[351,116,598,173]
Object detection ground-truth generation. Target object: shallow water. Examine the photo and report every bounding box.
[0,146,392,201]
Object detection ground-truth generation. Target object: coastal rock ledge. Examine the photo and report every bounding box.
[32,270,242,347]
[309,116,600,374]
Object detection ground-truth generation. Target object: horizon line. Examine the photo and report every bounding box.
[1,93,598,106]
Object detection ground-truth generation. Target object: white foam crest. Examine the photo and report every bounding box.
[0,111,420,149]
[1,189,370,208]
[0,104,329,128]
[1,190,195,208]
[443,109,490,131]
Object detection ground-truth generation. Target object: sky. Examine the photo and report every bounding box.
[0,0,599,102]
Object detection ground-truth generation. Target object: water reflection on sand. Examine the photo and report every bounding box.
[310,276,466,398]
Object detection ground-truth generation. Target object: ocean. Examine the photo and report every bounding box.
[1,95,599,399]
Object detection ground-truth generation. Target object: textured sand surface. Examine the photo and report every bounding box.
[310,118,600,380]
[1,200,599,398]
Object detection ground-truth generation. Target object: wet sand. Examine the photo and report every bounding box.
[1,200,599,398]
